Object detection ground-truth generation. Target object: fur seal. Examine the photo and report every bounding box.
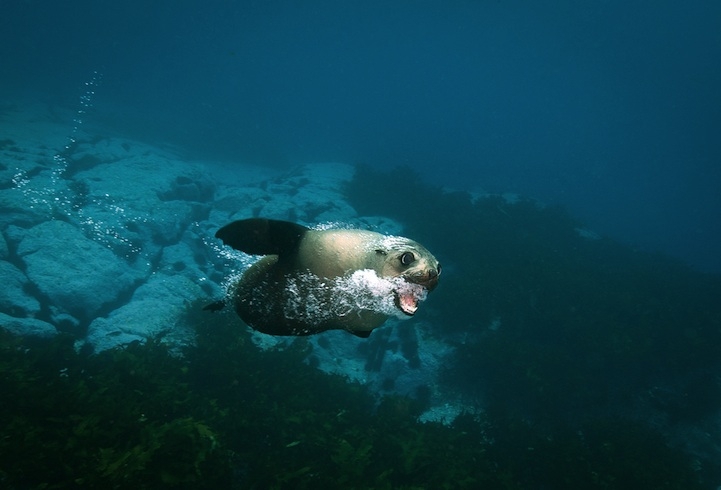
[212,218,440,337]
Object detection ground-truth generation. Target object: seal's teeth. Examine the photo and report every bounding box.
[398,293,419,316]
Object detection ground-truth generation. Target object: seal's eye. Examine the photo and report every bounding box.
[400,252,415,266]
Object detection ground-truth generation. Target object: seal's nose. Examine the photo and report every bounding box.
[425,266,440,291]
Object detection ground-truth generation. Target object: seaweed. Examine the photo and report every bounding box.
[0,246,717,490]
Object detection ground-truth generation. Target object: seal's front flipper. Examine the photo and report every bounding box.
[350,329,372,338]
[215,218,309,256]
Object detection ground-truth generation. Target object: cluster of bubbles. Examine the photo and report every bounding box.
[11,72,147,261]
[280,269,426,323]
[52,71,102,185]
[200,232,261,299]
[337,270,424,320]
[73,199,147,260]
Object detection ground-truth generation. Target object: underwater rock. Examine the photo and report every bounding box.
[0,260,41,317]
[0,312,57,338]
[301,320,450,403]
[352,216,405,236]
[158,173,216,202]
[215,163,359,226]
[83,273,205,352]
[0,176,61,230]
[16,220,144,321]
[73,153,206,206]
[135,199,204,246]
[73,156,210,250]
[0,232,8,259]
[49,310,82,335]
[260,163,358,223]
[158,240,222,297]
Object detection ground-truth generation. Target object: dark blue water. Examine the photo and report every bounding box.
[2,0,720,272]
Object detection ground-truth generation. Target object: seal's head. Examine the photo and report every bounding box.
[375,236,441,316]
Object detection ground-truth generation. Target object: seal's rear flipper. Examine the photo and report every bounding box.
[203,299,227,312]
[216,218,309,256]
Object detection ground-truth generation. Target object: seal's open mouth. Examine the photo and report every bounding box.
[393,268,439,316]
[393,280,429,316]
[396,291,419,315]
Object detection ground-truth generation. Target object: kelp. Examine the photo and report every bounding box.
[0,302,709,489]
[0,331,230,489]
